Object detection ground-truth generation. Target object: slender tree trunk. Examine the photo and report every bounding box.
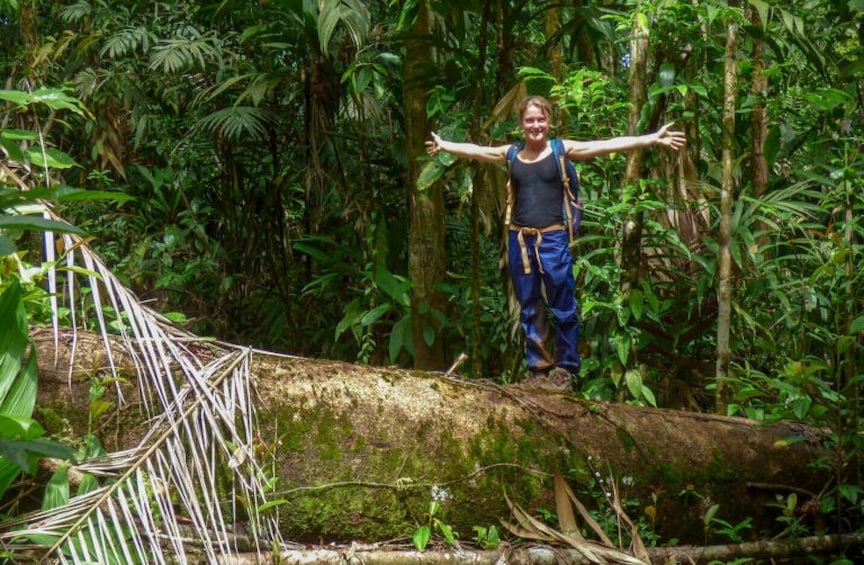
[619,11,649,388]
[840,160,860,497]
[469,0,493,377]
[621,12,649,291]
[404,0,447,370]
[715,19,738,415]
[19,0,39,76]
[750,9,768,199]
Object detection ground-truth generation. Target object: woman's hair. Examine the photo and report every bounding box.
[518,95,553,120]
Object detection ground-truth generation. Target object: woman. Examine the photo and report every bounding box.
[426,95,685,391]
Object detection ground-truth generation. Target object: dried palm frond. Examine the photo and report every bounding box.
[501,472,648,565]
[0,212,283,563]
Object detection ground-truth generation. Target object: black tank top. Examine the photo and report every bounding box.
[511,152,563,228]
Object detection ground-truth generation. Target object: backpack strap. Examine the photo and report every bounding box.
[551,138,579,242]
[504,143,523,228]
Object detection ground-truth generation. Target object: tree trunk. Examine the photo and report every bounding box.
[715,19,738,414]
[468,0,493,378]
[749,9,768,199]
[404,0,447,370]
[34,329,833,547]
[620,11,648,296]
[618,11,649,390]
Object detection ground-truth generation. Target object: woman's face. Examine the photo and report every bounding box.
[520,104,549,144]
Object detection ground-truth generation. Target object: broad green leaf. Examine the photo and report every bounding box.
[43,465,70,511]
[0,415,44,440]
[641,385,657,407]
[625,369,642,399]
[0,281,28,404]
[850,315,864,334]
[76,473,100,496]
[27,87,87,115]
[423,324,435,347]
[0,128,36,161]
[335,300,364,339]
[703,504,720,526]
[389,315,412,364]
[89,399,113,422]
[0,215,84,234]
[0,128,39,141]
[659,63,676,87]
[0,457,21,499]
[629,289,644,322]
[748,0,771,28]
[0,352,38,418]
[0,90,30,106]
[417,160,446,192]
[375,267,410,307]
[257,499,289,513]
[23,146,80,169]
[359,303,391,327]
[839,484,864,503]
[413,524,431,550]
[614,336,629,366]
[53,188,135,204]
[635,12,649,32]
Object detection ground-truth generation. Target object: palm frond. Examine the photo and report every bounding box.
[148,27,222,73]
[0,210,283,562]
[194,106,274,141]
[318,0,371,56]
[501,472,649,565]
[100,26,156,59]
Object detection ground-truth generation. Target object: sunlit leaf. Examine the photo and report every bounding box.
[413,524,431,550]
[43,466,70,511]
[0,215,84,235]
[23,146,79,169]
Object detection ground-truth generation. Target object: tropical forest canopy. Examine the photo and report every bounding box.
[1,0,862,467]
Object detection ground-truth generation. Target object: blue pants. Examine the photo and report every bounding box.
[508,228,581,374]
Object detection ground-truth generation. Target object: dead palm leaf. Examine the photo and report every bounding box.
[0,212,283,562]
[501,477,649,565]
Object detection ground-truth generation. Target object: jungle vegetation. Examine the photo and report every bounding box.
[0,0,862,562]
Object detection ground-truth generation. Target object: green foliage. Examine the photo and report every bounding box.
[471,524,500,549]
[0,281,75,498]
[412,500,458,551]
[2,0,864,551]
[703,503,753,544]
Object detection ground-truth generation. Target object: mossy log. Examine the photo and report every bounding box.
[33,329,833,547]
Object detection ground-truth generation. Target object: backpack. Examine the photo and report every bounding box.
[505,138,584,242]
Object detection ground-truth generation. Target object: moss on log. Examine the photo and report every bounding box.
[33,329,832,546]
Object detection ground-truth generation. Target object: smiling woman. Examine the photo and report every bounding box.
[425,96,685,391]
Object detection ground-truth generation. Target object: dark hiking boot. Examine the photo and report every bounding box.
[544,367,574,392]
[518,368,550,388]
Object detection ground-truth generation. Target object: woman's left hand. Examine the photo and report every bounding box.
[654,123,687,151]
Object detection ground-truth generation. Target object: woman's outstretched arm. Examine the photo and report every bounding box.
[425,132,509,164]
[563,123,686,160]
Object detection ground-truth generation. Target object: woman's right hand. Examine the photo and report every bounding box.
[425,132,444,156]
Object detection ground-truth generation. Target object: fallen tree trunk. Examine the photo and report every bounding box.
[33,329,834,547]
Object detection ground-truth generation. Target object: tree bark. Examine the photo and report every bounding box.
[749,9,768,199]
[715,18,738,414]
[468,0,493,378]
[33,329,833,547]
[404,0,448,370]
[620,11,649,297]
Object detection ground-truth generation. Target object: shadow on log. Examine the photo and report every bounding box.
[33,328,833,547]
